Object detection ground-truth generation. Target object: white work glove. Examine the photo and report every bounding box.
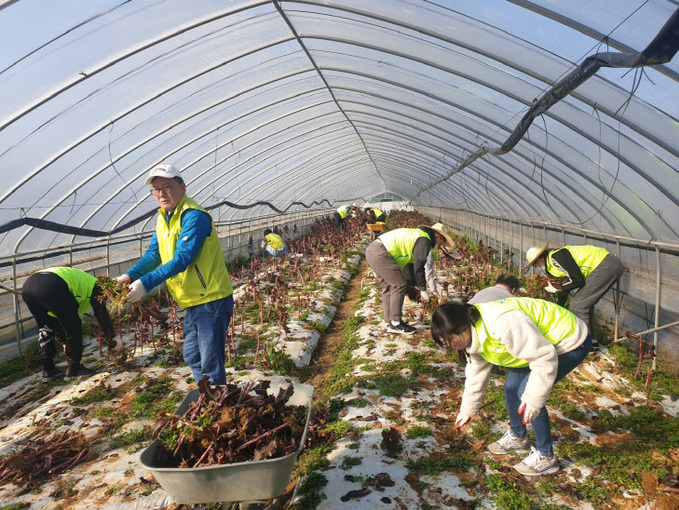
[127,280,146,303]
[544,281,558,293]
[115,274,131,285]
[420,290,431,303]
[518,401,541,424]
[455,413,471,428]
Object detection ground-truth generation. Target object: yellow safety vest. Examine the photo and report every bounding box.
[156,196,233,308]
[546,245,609,278]
[266,233,286,250]
[337,205,352,219]
[369,207,384,217]
[474,297,577,368]
[378,228,432,269]
[39,267,96,316]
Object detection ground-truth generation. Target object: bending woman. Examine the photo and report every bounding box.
[430,297,591,476]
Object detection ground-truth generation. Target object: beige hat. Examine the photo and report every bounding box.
[430,223,461,259]
[521,242,549,272]
[144,164,183,185]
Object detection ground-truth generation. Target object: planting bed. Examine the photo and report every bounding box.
[0,211,678,510]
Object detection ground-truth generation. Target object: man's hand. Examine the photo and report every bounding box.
[127,280,146,303]
[115,274,131,285]
[518,401,541,424]
[455,413,471,428]
[420,290,430,303]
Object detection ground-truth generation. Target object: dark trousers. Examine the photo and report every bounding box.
[22,273,83,367]
[365,241,407,323]
[569,254,624,339]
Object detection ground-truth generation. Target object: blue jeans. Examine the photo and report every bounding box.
[182,295,233,386]
[504,334,592,456]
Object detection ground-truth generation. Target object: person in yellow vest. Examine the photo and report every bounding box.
[334,204,355,229]
[364,206,386,223]
[21,267,115,380]
[522,244,624,350]
[365,223,458,334]
[261,228,287,258]
[430,298,591,476]
[116,164,234,386]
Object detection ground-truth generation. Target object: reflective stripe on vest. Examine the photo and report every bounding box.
[378,228,431,269]
[266,233,286,250]
[156,196,233,308]
[39,267,96,316]
[474,297,577,368]
[546,245,609,278]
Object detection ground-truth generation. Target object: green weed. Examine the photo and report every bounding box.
[406,425,434,439]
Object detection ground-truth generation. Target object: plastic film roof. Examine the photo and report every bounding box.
[1,0,678,257]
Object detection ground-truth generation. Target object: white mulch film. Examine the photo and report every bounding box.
[0,233,677,510]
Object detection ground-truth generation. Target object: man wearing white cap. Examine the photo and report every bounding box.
[522,243,624,350]
[365,223,460,334]
[117,164,234,385]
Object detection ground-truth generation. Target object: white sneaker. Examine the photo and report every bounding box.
[513,447,560,476]
[487,429,530,455]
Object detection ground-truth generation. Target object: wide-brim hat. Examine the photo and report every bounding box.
[144,164,183,185]
[521,242,549,272]
[430,223,461,259]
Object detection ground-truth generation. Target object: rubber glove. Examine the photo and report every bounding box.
[116,274,131,285]
[518,401,541,424]
[455,413,471,428]
[420,290,430,303]
[544,281,558,293]
[127,280,146,303]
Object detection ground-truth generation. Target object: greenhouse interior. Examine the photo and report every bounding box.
[1,1,679,509]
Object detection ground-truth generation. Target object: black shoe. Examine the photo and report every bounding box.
[42,367,64,381]
[387,322,416,335]
[591,339,600,352]
[66,365,96,378]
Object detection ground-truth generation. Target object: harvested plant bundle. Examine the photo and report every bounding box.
[0,427,92,491]
[154,379,308,468]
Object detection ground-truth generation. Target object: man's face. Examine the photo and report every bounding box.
[150,177,185,212]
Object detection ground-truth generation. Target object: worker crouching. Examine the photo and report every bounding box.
[430,298,591,476]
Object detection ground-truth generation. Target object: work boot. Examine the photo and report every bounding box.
[66,363,96,379]
[41,366,64,381]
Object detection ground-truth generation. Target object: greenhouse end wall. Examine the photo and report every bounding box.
[418,206,679,368]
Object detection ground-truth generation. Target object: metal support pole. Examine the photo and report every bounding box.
[106,239,111,276]
[653,247,661,371]
[12,257,22,355]
[614,239,621,342]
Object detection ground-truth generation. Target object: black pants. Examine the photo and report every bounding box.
[22,272,84,367]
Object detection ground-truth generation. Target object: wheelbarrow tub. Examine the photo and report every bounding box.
[139,378,314,504]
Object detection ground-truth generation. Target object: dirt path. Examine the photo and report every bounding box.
[302,258,369,395]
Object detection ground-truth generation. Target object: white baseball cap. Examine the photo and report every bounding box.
[145,164,183,185]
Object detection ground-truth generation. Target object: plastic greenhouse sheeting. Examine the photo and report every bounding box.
[1,0,678,259]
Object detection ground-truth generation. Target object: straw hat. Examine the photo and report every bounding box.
[521,242,549,272]
[430,223,461,259]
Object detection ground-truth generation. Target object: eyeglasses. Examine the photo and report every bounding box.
[150,182,180,195]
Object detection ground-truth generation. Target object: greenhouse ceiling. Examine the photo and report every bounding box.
[1,0,679,257]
